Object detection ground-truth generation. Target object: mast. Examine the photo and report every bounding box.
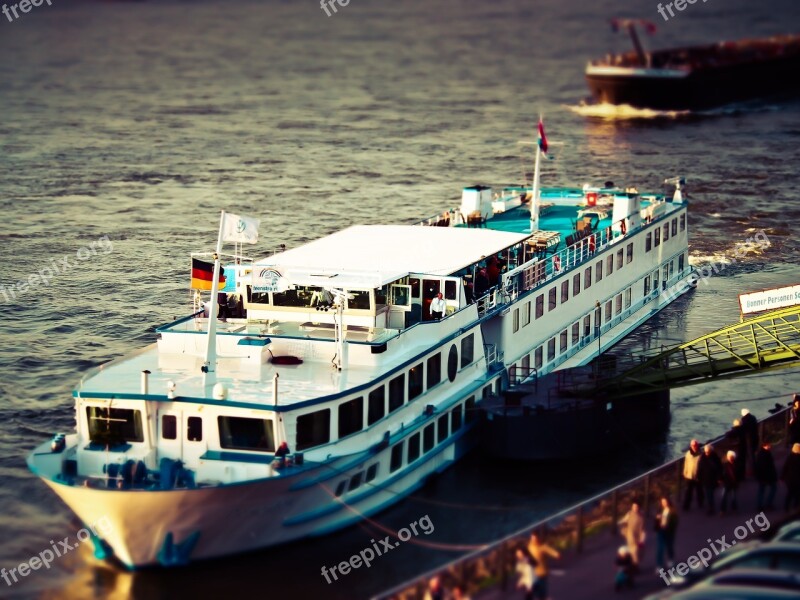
[530,136,542,234]
[203,211,226,374]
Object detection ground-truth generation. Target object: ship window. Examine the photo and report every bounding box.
[572,322,580,345]
[596,260,603,282]
[86,407,144,445]
[447,344,458,382]
[605,301,612,323]
[669,261,674,279]
[560,330,568,353]
[547,338,556,361]
[444,280,457,301]
[483,385,492,399]
[679,254,685,272]
[615,294,623,315]
[423,424,435,453]
[407,433,420,463]
[625,287,632,309]
[616,249,624,269]
[366,464,378,483]
[368,387,385,425]
[408,363,424,401]
[427,354,441,388]
[663,224,669,242]
[513,308,520,333]
[573,274,581,296]
[671,218,678,237]
[644,275,651,296]
[161,415,177,440]
[465,396,476,423]
[680,213,686,231]
[561,281,569,303]
[535,294,544,318]
[390,284,410,307]
[451,405,463,432]
[646,232,652,252]
[626,243,633,264]
[390,443,403,472]
[438,415,449,443]
[247,287,271,306]
[296,409,330,450]
[663,265,669,284]
[338,397,363,438]
[653,268,660,288]
[218,416,276,452]
[522,301,531,327]
[548,287,557,311]
[583,315,591,338]
[349,472,362,491]
[461,334,474,368]
[606,255,614,275]
[335,480,347,496]
[654,228,661,247]
[187,417,203,442]
[409,278,421,299]
[389,375,405,412]
[347,290,371,311]
[584,267,592,289]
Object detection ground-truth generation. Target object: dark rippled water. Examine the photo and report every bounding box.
[1,0,799,598]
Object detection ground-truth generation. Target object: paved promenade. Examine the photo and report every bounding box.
[476,447,795,600]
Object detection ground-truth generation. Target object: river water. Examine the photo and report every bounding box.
[1,0,799,598]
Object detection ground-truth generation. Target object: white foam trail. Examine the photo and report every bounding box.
[565,102,690,120]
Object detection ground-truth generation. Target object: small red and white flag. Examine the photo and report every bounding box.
[537,119,548,156]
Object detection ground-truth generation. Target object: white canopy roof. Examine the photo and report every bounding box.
[254,225,529,289]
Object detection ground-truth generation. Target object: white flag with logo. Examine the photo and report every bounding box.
[221,212,260,244]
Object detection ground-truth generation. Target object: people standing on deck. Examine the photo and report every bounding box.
[527,533,561,600]
[698,444,722,516]
[755,441,778,511]
[654,497,678,571]
[720,450,741,514]
[789,395,800,446]
[740,408,759,469]
[618,501,645,569]
[781,443,800,511]
[515,548,535,600]
[430,293,446,320]
[682,439,703,511]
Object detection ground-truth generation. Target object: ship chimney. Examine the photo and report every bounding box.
[141,370,151,395]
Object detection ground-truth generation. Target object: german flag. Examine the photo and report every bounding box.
[191,258,226,291]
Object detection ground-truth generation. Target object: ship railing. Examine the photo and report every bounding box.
[483,343,502,371]
[507,366,538,388]
[475,288,500,318]
[375,407,793,600]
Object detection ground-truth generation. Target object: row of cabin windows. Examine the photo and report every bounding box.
[644,256,683,296]
[646,215,685,252]
[158,414,277,453]
[332,397,476,497]
[528,243,635,319]
[525,284,636,367]
[296,334,476,450]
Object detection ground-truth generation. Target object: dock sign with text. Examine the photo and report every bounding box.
[739,284,800,315]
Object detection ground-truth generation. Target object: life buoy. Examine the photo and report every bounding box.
[620,219,627,235]
[588,235,596,253]
[585,191,598,207]
[552,255,562,272]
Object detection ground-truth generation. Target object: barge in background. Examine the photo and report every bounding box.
[585,20,800,111]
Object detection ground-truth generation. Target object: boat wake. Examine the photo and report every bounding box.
[565,102,690,120]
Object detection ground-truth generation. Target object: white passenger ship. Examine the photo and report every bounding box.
[28,176,695,568]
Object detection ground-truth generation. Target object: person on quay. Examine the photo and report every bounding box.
[515,548,535,600]
[789,395,800,446]
[430,292,446,320]
[720,450,741,514]
[682,439,704,511]
[527,533,561,600]
[740,408,759,470]
[781,442,800,512]
[423,575,444,600]
[654,497,678,571]
[698,443,723,516]
[618,501,645,569]
[755,441,778,511]
[614,546,635,591]
[728,420,747,483]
